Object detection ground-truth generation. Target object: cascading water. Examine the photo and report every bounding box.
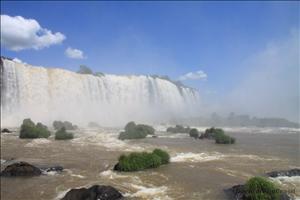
[1,57,200,126]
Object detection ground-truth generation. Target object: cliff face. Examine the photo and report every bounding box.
[1,57,200,126]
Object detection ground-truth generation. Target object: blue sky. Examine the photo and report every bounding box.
[1,1,299,120]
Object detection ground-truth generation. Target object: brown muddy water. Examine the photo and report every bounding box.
[1,126,299,200]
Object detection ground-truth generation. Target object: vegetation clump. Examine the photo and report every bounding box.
[19,119,51,139]
[166,125,191,133]
[189,128,199,139]
[53,120,77,130]
[77,65,105,77]
[245,177,280,200]
[55,127,74,140]
[77,65,93,74]
[199,127,224,139]
[118,121,155,140]
[152,149,170,164]
[199,127,235,144]
[114,149,170,172]
[215,132,235,144]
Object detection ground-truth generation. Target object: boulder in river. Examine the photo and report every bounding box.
[225,183,292,200]
[267,168,300,177]
[0,162,41,177]
[41,166,64,173]
[62,185,123,200]
[1,128,11,133]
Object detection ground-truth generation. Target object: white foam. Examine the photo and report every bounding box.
[270,176,300,199]
[70,174,85,179]
[42,170,59,176]
[270,176,300,186]
[157,133,188,139]
[24,138,51,147]
[64,169,86,179]
[171,152,224,163]
[229,154,280,161]
[127,184,172,200]
[171,152,278,163]
[99,170,130,179]
[71,130,154,152]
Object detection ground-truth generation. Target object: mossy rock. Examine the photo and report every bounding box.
[166,125,191,133]
[55,127,74,140]
[19,119,50,139]
[118,122,155,140]
[189,128,199,139]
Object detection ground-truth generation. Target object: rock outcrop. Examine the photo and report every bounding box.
[1,128,11,133]
[267,169,300,178]
[225,184,292,200]
[1,162,42,176]
[62,185,123,200]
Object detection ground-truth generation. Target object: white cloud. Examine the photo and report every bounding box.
[65,47,85,59]
[179,70,207,81]
[0,15,66,51]
[12,57,26,64]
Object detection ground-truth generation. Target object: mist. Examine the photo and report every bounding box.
[199,29,299,123]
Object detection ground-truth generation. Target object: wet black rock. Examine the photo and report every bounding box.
[1,128,11,133]
[61,185,123,200]
[41,166,64,173]
[0,162,41,177]
[225,184,292,200]
[224,184,246,200]
[267,169,300,178]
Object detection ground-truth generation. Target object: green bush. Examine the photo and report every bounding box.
[166,125,191,133]
[201,127,225,139]
[215,131,235,144]
[200,127,236,144]
[19,119,51,139]
[153,149,170,164]
[115,149,170,172]
[245,177,280,200]
[118,122,155,140]
[55,127,74,140]
[189,128,199,139]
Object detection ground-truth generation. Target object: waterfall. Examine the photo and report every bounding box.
[1,57,200,126]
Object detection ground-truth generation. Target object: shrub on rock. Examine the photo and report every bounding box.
[53,120,77,130]
[166,125,191,133]
[114,149,170,172]
[153,149,170,164]
[245,177,280,200]
[19,118,50,139]
[200,127,224,139]
[118,122,155,140]
[215,132,235,144]
[199,127,236,144]
[55,127,74,140]
[189,128,199,139]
